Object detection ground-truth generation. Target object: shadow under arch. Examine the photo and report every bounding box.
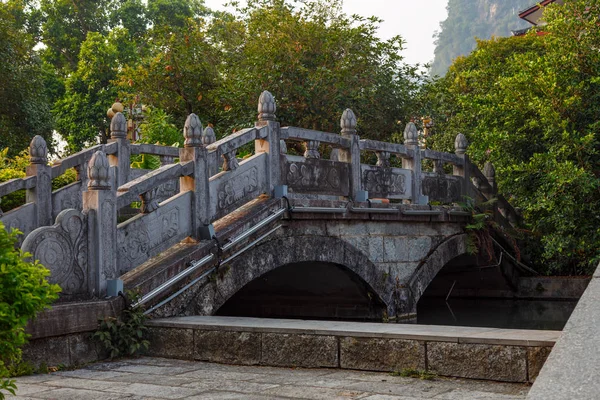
[406,234,470,312]
[217,261,387,320]
[195,235,395,318]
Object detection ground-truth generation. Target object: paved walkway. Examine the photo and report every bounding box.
[12,357,530,400]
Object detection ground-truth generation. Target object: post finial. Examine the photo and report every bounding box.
[258,91,276,122]
[483,161,495,179]
[202,126,216,145]
[340,109,357,135]
[184,113,203,147]
[29,135,48,164]
[88,150,110,190]
[403,122,418,146]
[110,112,127,139]
[455,133,468,155]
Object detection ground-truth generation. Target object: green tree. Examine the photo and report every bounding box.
[0,223,61,399]
[53,28,137,151]
[121,0,424,141]
[423,0,600,275]
[0,4,53,156]
[40,0,115,74]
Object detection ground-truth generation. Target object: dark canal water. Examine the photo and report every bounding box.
[417,297,578,330]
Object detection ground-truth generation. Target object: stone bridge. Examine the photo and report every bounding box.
[1,91,523,320]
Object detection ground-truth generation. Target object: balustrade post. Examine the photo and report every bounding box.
[453,133,472,200]
[338,109,362,200]
[83,150,117,297]
[202,126,219,176]
[107,112,131,188]
[179,113,211,238]
[255,91,281,193]
[402,122,428,204]
[26,136,53,226]
[483,161,497,197]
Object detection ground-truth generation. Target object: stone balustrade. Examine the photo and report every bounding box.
[1,90,519,299]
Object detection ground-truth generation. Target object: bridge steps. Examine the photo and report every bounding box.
[146,316,559,384]
[121,196,283,309]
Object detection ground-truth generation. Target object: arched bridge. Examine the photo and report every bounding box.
[1,91,526,321]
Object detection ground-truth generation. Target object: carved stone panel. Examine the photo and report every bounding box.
[0,202,37,245]
[117,192,193,274]
[209,153,268,220]
[361,166,412,199]
[282,157,350,196]
[52,181,83,220]
[422,173,463,204]
[21,209,89,298]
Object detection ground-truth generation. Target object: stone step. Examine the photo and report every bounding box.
[146,316,560,384]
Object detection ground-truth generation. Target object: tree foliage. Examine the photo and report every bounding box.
[0,4,53,156]
[422,0,600,274]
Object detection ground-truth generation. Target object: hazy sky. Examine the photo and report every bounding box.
[203,0,449,66]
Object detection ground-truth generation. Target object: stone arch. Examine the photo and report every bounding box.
[406,234,470,311]
[190,235,395,317]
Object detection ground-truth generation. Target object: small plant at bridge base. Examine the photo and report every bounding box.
[94,291,149,359]
[391,368,436,380]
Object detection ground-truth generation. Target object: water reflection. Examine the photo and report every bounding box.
[417,297,578,330]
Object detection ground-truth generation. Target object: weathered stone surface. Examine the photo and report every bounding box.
[528,274,600,400]
[340,337,425,372]
[22,209,89,298]
[427,342,527,382]
[147,327,194,360]
[22,336,71,368]
[282,157,350,197]
[527,346,552,383]
[69,333,106,366]
[194,330,261,365]
[261,333,338,368]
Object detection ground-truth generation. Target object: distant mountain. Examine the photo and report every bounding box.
[430,0,532,77]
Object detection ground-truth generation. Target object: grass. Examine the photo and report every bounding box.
[391,367,436,380]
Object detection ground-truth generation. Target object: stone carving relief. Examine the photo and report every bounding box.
[140,187,160,213]
[363,168,407,197]
[284,159,349,195]
[218,166,259,210]
[422,175,462,204]
[118,222,151,264]
[161,208,179,241]
[21,209,88,296]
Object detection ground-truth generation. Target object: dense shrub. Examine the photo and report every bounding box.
[0,223,61,399]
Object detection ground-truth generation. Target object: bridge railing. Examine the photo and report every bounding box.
[2,90,520,299]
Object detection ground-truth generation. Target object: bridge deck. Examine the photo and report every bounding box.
[146,316,559,383]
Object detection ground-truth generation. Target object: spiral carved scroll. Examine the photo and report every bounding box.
[21,209,88,297]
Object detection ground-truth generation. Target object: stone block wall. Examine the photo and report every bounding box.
[146,318,556,383]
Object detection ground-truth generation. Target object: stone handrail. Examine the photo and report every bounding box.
[359,139,412,159]
[116,162,193,210]
[282,126,352,149]
[0,176,37,198]
[3,90,522,300]
[130,143,179,157]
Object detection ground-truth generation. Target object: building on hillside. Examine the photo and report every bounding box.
[511,0,564,35]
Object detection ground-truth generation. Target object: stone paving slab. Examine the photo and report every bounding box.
[10,357,530,400]
[147,316,560,347]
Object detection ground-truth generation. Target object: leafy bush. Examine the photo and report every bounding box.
[0,148,27,212]
[94,292,149,359]
[0,223,61,399]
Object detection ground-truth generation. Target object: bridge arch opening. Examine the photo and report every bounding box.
[216,261,387,321]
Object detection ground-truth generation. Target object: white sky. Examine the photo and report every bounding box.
[203,0,449,66]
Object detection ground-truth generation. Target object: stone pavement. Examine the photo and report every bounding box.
[11,356,530,400]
